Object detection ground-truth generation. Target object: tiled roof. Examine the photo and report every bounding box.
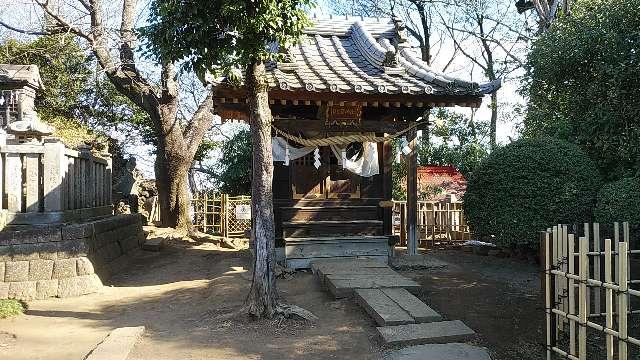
[263,17,501,98]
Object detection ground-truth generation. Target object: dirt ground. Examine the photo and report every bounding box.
[0,239,381,360]
[0,241,556,360]
[401,250,546,360]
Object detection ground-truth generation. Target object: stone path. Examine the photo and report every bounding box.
[382,343,492,360]
[310,258,491,360]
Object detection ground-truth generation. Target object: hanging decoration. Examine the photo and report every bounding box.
[313,148,321,169]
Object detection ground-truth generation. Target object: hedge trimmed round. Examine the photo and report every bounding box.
[463,138,602,249]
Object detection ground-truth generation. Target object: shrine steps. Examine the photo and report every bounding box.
[284,236,389,269]
[281,205,379,222]
[283,219,383,238]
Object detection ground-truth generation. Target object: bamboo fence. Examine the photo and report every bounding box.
[191,193,251,238]
[393,200,471,248]
[543,222,639,359]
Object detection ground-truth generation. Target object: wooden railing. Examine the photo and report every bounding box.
[392,200,472,248]
[0,139,112,226]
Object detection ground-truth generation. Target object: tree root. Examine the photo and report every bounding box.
[275,303,318,322]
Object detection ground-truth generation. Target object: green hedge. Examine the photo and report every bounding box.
[464,138,602,248]
[595,177,640,225]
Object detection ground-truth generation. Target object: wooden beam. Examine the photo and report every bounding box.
[273,119,414,134]
[406,128,418,255]
[382,139,393,237]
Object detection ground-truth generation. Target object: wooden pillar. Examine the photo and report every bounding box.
[382,139,393,235]
[406,128,418,255]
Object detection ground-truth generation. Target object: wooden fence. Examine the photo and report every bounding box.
[392,200,471,248]
[191,193,251,238]
[543,222,639,359]
[0,140,112,226]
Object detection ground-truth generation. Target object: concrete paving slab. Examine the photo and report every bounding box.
[316,267,398,289]
[377,320,475,346]
[354,289,414,326]
[143,237,165,252]
[326,275,421,298]
[85,326,145,360]
[382,343,492,360]
[382,288,442,323]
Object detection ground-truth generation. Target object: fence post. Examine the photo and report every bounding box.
[568,234,576,356]
[618,241,628,359]
[4,152,22,212]
[578,235,587,360]
[42,139,66,212]
[544,229,555,360]
[594,222,601,316]
[222,193,228,238]
[203,192,208,233]
[604,238,614,360]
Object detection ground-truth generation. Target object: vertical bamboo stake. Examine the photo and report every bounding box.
[623,222,631,315]
[545,230,553,360]
[618,241,628,359]
[578,235,587,360]
[562,224,568,328]
[553,225,561,337]
[605,238,614,360]
[203,192,208,233]
[594,222,601,315]
[568,233,576,356]
[584,223,591,318]
[614,222,620,282]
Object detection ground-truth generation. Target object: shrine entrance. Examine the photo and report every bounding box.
[291,146,361,200]
[213,17,499,267]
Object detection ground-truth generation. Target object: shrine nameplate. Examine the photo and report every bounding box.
[326,105,362,126]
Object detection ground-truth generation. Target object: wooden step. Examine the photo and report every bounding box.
[285,237,389,269]
[354,288,442,326]
[283,220,383,238]
[377,320,476,346]
[282,206,379,222]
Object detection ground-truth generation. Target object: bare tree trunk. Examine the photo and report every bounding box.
[245,61,278,318]
[155,147,192,229]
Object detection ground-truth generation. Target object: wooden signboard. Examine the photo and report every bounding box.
[325,105,362,126]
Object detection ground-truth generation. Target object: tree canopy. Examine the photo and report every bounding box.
[524,0,640,181]
[142,0,312,74]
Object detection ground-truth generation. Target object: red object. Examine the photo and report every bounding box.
[416,166,466,201]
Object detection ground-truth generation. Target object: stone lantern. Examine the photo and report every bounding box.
[0,64,54,144]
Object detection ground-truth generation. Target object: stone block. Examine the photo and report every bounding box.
[53,258,77,279]
[84,326,145,360]
[8,281,37,300]
[61,223,94,241]
[0,245,11,261]
[0,282,8,299]
[28,259,54,281]
[382,343,491,360]
[0,262,4,282]
[0,231,14,246]
[57,274,102,297]
[377,321,476,346]
[5,261,29,282]
[10,244,40,261]
[36,279,59,299]
[57,239,88,259]
[76,257,95,275]
[37,242,60,260]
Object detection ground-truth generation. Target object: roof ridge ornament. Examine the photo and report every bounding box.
[382,17,407,75]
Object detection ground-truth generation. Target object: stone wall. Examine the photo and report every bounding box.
[0,214,145,300]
